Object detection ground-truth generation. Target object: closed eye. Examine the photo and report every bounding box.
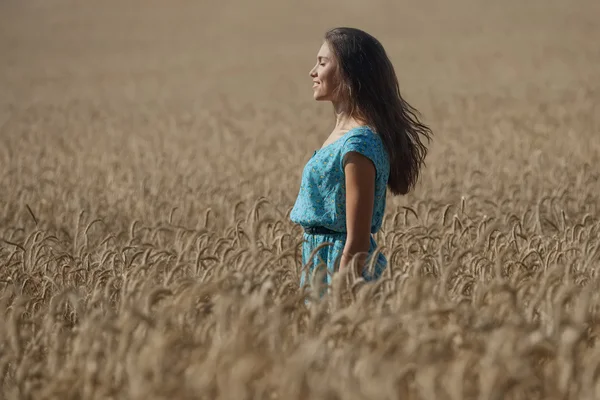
[317,56,330,65]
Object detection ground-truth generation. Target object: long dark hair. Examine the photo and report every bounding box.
[325,27,432,195]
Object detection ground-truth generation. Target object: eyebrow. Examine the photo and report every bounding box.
[318,56,330,61]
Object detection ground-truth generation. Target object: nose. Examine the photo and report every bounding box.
[309,64,317,78]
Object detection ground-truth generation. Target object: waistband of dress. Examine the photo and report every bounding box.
[303,226,345,235]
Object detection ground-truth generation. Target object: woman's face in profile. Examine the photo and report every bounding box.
[309,42,339,102]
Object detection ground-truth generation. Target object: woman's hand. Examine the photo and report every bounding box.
[340,246,369,275]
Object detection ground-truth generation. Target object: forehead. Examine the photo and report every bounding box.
[317,41,332,58]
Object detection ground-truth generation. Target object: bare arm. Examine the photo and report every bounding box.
[340,151,376,274]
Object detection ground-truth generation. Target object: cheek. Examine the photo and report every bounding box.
[320,67,338,88]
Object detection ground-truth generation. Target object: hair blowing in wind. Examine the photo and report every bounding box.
[325,27,433,195]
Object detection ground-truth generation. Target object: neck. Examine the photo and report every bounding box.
[332,100,359,131]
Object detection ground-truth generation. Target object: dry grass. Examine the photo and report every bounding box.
[1,0,600,399]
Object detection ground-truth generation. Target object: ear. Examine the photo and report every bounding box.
[332,73,351,103]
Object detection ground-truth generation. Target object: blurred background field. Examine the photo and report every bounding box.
[1,0,600,399]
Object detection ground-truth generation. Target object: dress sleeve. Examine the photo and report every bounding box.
[340,132,381,179]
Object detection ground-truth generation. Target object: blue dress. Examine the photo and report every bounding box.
[290,126,390,288]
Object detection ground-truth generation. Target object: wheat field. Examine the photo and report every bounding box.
[1,0,600,399]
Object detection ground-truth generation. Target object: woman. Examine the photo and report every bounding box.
[290,27,432,289]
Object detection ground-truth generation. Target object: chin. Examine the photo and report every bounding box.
[313,92,328,101]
